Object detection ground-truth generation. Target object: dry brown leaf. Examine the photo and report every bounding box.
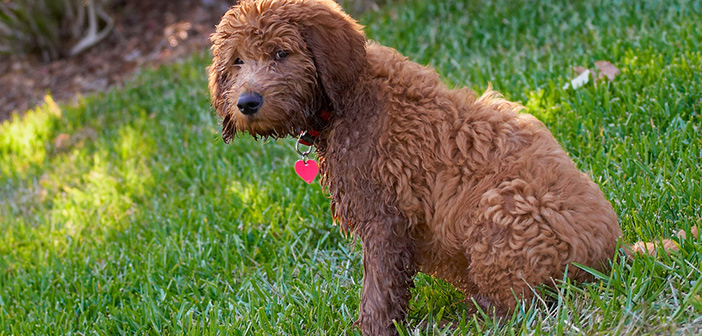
[595,60,620,81]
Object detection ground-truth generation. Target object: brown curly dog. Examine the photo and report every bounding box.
[208,0,691,334]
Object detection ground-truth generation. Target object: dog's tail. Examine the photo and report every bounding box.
[624,226,698,257]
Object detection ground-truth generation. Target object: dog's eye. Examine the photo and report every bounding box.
[234,58,244,65]
[274,50,288,61]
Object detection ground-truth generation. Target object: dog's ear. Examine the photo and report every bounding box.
[208,13,239,143]
[300,1,367,111]
[208,52,237,143]
[208,22,237,117]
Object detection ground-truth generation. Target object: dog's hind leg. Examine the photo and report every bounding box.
[465,221,566,317]
[464,181,572,316]
[355,214,418,336]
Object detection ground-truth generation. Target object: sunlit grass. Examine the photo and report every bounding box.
[0,95,62,176]
[1,0,702,334]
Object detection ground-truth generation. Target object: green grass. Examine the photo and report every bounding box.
[1,0,701,334]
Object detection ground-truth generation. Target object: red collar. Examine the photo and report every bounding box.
[298,108,332,146]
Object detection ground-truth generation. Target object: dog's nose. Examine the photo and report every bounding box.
[237,92,263,115]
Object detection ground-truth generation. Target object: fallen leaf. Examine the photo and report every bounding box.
[563,69,591,90]
[595,60,620,81]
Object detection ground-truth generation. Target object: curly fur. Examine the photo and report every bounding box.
[208,1,689,334]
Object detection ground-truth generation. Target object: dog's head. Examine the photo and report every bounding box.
[208,0,366,142]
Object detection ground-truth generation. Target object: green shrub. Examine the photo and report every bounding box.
[0,0,113,61]
[0,0,67,60]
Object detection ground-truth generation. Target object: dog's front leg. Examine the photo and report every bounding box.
[356,215,417,336]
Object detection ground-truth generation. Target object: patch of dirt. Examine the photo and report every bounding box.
[0,0,232,123]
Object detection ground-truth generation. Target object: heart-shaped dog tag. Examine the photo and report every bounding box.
[294,160,319,184]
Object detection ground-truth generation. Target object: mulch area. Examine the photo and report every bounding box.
[0,0,232,123]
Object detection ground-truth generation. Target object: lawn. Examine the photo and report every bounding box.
[1,0,702,334]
